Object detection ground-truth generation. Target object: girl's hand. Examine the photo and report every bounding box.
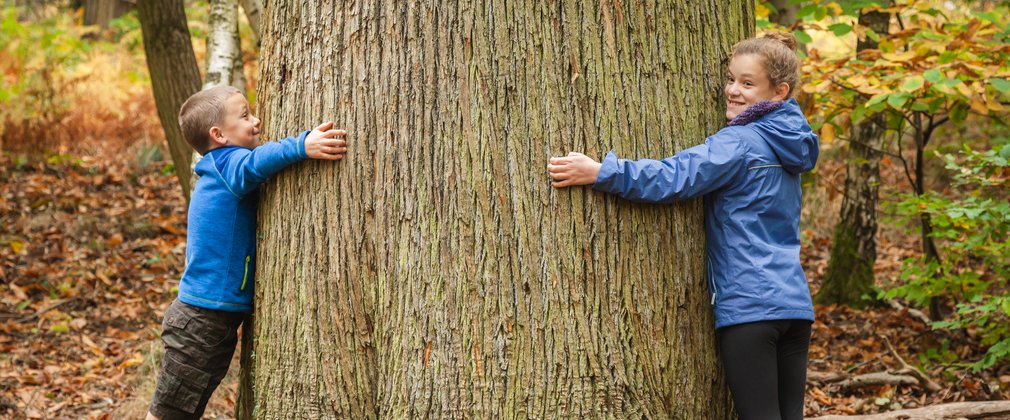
[547,152,601,188]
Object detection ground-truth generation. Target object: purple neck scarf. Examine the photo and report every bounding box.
[727,100,784,126]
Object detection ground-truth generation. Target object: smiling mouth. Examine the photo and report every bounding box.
[727,100,746,107]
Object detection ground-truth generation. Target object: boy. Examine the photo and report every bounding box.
[147,85,347,420]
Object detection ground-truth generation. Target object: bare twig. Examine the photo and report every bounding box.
[838,371,920,389]
[886,299,931,325]
[15,298,74,323]
[881,335,943,392]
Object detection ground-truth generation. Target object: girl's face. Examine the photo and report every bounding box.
[724,54,789,120]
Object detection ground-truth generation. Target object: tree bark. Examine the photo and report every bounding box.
[190,0,247,201]
[767,0,800,27]
[817,6,890,308]
[136,0,202,203]
[250,1,752,418]
[82,0,132,29]
[204,0,245,91]
[237,0,262,38]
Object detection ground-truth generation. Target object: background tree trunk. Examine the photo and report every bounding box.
[250,1,752,418]
[136,0,201,203]
[237,0,261,38]
[81,0,132,29]
[204,0,244,91]
[767,0,800,27]
[816,6,890,308]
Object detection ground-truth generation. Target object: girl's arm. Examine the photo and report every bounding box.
[548,133,747,203]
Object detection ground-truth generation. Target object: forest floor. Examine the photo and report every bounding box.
[0,147,1006,419]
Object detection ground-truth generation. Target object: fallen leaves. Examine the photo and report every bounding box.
[0,153,186,418]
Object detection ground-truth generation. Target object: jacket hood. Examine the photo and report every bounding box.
[749,98,819,174]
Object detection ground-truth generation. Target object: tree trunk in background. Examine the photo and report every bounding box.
[204,0,245,91]
[237,0,261,38]
[189,0,246,202]
[197,0,256,417]
[82,0,131,29]
[137,0,201,203]
[250,1,751,418]
[767,0,800,27]
[817,7,890,307]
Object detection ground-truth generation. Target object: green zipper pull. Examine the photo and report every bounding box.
[241,255,251,291]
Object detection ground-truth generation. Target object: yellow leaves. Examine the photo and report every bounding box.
[881,51,916,62]
[956,81,974,98]
[820,123,836,144]
[986,98,1006,113]
[117,352,144,370]
[969,95,989,114]
[915,43,939,58]
[9,239,25,254]
[755,1,771,19]
[824,2,843,16]
[847,75,868,89]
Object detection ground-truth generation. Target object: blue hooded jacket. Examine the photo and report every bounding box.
[178,131,309,313]
[593,98,819,329]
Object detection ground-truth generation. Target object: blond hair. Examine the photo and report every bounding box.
[731,33,801,98]
[178,85,242,154]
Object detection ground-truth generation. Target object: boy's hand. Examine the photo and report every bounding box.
[304,121,348,161]
[547,152,601,188]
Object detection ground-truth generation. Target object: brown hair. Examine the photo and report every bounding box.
[731,32,801,98]
[178,85,242,154]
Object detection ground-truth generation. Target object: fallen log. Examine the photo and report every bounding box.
[836,371,920,389]
[810,400,1010,419]
[808,371,849,383]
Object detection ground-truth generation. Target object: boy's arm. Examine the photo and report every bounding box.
[213,122,347,198]
[213,131,310,197]
[592,132,747,203]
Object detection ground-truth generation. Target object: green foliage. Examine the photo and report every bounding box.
[1,7,90,152]
[1,5,150,156]
[884,144,1010,371]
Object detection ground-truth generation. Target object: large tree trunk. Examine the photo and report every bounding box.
[816,6,890,308]
[249,1,752,418]
[137,0,202,203]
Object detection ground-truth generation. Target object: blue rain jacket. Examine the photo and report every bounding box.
[593,98,819,329]
[179,131,309,313]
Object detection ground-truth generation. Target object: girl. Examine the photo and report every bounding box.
[547,33,819,420]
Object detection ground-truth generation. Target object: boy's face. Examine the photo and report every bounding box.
[215,93,261,149]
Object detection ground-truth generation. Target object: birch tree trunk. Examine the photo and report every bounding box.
[250,1,752,418]
[204,0,245,91]
[191,0,247,198]
[817,6,890,307]
[136,0,201,202]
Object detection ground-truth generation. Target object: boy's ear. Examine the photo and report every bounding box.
[208,126,227,147]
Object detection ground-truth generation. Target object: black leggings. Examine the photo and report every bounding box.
[718,319,812,420]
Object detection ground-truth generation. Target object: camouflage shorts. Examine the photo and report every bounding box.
[149,299,245,420]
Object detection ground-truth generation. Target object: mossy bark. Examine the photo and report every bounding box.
[249,1,752,418]
[817,7,889,308]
